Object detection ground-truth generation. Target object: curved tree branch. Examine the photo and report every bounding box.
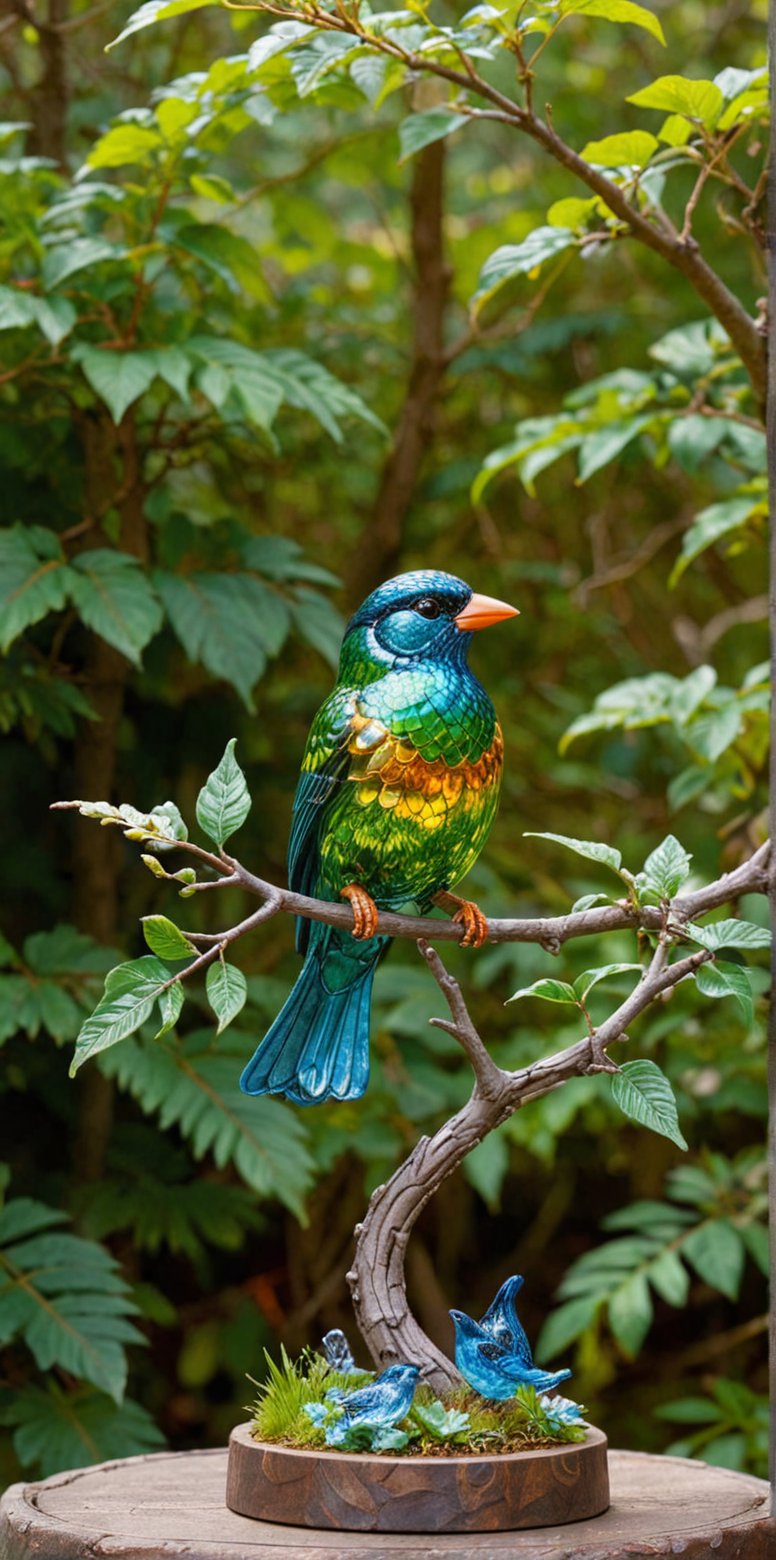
[348,935,714,1389]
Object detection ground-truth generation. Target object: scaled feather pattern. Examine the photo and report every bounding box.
[240,570,517,1106]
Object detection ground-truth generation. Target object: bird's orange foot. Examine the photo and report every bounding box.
[432,890,489,948]
[340,883,379,939]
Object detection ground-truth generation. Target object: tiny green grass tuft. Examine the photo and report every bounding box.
[247,1351,587,1456]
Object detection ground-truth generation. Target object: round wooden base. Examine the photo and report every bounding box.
[226,1422,609,1532]
[1,1443,773,1560]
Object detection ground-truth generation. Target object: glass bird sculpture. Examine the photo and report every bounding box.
[304,1362,420,1447]
[321,1328,359,1375]
[451,1275,573,1400]
[240,569,517,1106]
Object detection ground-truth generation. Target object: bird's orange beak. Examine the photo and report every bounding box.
[454,592,519,631]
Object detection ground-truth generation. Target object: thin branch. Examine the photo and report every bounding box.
[418,938,505,1099]
[199,839,771,946]
[50,802,770,949]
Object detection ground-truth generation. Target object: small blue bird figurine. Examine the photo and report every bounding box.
[307,1362,420,1446]
[321,1328,360,1375]
[240,570,517,1106]
[451,1282,572,1401]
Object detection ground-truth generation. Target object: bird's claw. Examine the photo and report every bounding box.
[341,883,379,939]
[432,889,489,947]
[453,899,489,949]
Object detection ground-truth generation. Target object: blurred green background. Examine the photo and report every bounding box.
[0,0,768,1487]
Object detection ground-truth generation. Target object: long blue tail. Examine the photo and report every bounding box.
[239,924,388,1106]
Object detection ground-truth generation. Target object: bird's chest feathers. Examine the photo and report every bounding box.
[346,666,501,834]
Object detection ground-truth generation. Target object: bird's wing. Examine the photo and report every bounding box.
[288,688,387,952]
[480,1276,532,1367]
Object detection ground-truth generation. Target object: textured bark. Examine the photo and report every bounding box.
[350,140,450,599]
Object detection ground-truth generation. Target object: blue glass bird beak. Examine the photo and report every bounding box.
[454,593,519,631]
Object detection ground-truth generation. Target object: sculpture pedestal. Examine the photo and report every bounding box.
[226,1422,609,1531]
[1,1442,773,1559]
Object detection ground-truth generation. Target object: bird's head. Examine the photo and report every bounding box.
[380,1363,421,1389]
[449,1308,482,1342]
[341,570,518,675]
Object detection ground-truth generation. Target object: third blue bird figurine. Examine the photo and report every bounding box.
[240,569,518,1106]
[305,1362,420,1446]
[451,1275,572,1400]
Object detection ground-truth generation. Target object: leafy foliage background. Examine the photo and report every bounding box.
[0,0,768,1488]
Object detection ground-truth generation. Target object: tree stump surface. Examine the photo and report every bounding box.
[1,1443,773,1560]
[226,1424,610,1532]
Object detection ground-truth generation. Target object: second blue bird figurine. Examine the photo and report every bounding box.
[305,1362,420,1446]
[451,1275,572,1400]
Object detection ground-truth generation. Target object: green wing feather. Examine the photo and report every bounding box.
[288,688,358,951]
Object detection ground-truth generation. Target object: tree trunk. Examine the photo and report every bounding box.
[350,140,451,598]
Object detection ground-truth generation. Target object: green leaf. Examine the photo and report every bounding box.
[669,497,762,586]
[107,0,218,50]
[576,415,654,482]
[640,835,692,899]
[0,286,76,345]
[42,238,120,289]
[189,172,235,204]
[75,346,159,424]
[463,1132,509,1210]
[473,228,577,314]
[174,225,269,299]
[8,1384,164,1476]
[87,123,163,169]
[580,130,658,166]
[524,831,623,874]
[288,588,344,669]
[206,960,247,1034]
[559,0,665,45]
[154,979,184,1040]
[68,550,163,664]
[141,915,196,961]
[682,1220,745,1300]
[398,109,467,162]
[608,1269,653,1355]
[573,964,641,1000]
[685,919,770,953]
[546,196,601,229]
[147,345,192,401]
[627,75,724,125]
[740,1220,769,1277]
[647,1247,689,1307]
[0,526,72,652]
[535,1294,601,1360]
[507,978,578,1005]
[196,738,251,847]
[70,956,176,1074]
[611,1060,688,1150]
[99,1034,313,1217]
[695,961,754,1026]
[156,571,289,708]
[0,1197,142,1400]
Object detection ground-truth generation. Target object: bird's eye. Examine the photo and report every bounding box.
[415,597,442,620]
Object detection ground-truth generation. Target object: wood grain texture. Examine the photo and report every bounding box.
[225,1424,609,1532]
[1,1443,773,1560]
